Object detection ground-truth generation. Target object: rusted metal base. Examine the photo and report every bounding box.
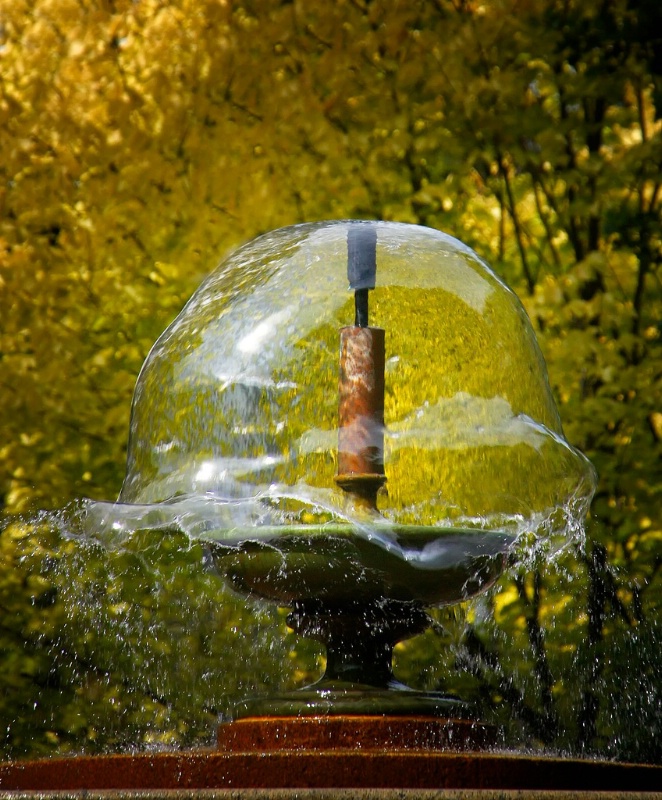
[217,715,496,752]
[1,746,661,792]
[2,715,661,793]
[336,325,386,511]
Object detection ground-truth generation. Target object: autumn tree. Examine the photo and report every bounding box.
[0,0,660,760]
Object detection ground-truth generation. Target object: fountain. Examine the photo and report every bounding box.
[1,221,660,795]
[116,220,591,725]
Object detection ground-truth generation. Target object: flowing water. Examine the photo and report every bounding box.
[10,222,650,762]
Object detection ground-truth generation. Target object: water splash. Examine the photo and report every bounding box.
[2,222,610,760]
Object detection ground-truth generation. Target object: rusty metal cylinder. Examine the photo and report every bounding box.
[335,326,386,509]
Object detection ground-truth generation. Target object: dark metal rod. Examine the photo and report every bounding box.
[347,225,377,328]
[354,288,369,327]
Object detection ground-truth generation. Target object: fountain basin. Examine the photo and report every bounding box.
[1,735,661,795]
[204,524,514,605]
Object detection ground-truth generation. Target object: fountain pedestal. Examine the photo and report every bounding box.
[232,599,473,718]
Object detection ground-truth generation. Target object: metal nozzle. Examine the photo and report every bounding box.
[347,225,377,328]
[335,224,385,510]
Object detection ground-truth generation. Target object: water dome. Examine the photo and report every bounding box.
[119,220,594,536]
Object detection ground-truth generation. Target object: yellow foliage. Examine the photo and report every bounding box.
[0,0,660,759]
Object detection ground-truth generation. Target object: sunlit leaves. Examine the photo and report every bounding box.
[0,0,660,762]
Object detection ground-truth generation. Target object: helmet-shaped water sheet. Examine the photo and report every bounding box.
[120,221,595,537]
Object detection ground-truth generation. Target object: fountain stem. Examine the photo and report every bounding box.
[335,224,386,510]
[335,326,386,510]
[288,600,430,689]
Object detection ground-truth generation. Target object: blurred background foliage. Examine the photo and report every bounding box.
[0,0,660,763]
